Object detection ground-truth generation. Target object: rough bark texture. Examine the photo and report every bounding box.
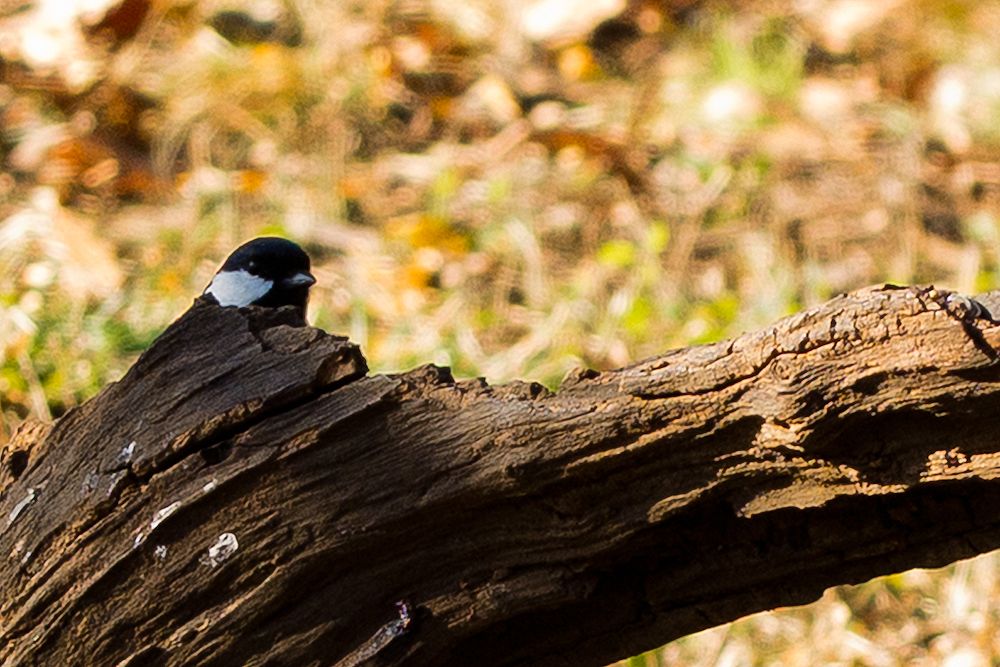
[3,285,1000,667]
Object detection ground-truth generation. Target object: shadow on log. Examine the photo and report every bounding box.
[3,285,1000,666]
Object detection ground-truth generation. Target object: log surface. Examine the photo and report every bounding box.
[3,286,1000,666]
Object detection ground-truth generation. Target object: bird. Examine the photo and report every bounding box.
[203,237,316,320]
[109,237,317,412]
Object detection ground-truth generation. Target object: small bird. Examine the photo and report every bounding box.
[204,237,316,319]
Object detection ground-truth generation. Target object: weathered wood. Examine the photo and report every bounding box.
[3,286,1000,666]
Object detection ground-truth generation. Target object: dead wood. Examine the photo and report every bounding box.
[3,285,1000,666]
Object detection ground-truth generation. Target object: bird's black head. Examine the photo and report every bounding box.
[205,237,316,316]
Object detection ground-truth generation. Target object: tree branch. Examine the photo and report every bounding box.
[3,285,1000,666]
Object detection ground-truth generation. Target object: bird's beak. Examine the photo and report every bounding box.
[284,272,316,287]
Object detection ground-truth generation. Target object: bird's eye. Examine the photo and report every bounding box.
[247,260,257,269]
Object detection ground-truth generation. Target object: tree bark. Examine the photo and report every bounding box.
[3,285,1000,666]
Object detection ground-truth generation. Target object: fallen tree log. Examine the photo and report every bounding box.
[3,285,1000,666]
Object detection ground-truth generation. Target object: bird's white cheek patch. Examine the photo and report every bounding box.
[205,270,273,307]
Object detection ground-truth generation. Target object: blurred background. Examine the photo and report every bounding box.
[1,0,999,663]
